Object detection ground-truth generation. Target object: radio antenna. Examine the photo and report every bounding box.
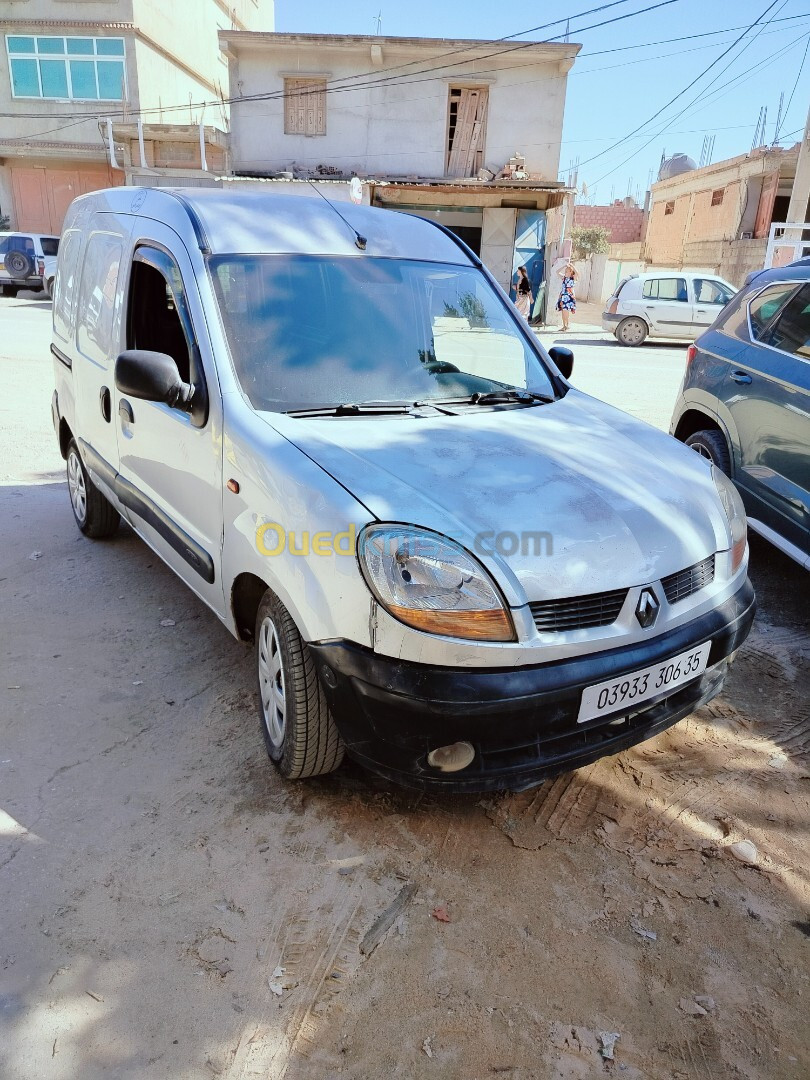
[306,179,367,250]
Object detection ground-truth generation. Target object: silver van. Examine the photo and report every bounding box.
[51,188,754,791]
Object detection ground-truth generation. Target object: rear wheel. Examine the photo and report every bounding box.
[256,589,345,779]
[66,439,120,538]
[685,429,732,475]
[44,277,55,300]
[616,316,648,346]
[1,285,18,298]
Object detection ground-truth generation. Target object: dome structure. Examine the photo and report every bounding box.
[658,153,698,181]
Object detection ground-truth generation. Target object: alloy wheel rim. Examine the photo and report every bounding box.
[258,616,286,747]
[67,451,87,524]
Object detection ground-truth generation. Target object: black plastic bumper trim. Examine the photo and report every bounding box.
[310,578,755,792]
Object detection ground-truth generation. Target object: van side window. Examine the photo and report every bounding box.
[126,253,191,384]
[53,230,81,344]
[77,231,123,365]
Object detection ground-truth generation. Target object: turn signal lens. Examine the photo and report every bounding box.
[386,605,515,641]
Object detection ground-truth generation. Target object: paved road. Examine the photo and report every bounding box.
[2,295,808,1080]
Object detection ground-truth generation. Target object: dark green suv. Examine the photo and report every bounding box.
[671,264,810,570]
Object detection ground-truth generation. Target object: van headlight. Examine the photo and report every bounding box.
[357,524,515,641]
[712,467,747,572]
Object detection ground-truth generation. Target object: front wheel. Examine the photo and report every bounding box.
[685,429,732,475]
[255,590,345,779]
[615,316,648,346]
[66,439,120,538]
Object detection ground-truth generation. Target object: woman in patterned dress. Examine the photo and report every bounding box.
[555,263,578,331]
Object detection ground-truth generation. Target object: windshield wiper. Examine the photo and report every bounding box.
[285,401,414,417]
[421,389,555,408]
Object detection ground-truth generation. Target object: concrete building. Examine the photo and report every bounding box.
[1,0,275,232]
[573,198,645,244]
[642,145,800,285]
[219,32,579,303]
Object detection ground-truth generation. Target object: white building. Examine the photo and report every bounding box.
[219,32,579,300]
[1,0,275,233]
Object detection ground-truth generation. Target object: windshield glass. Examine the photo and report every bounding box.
[209,255,556,412]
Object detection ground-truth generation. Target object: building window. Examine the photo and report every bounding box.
[6,35,126,101]
[284,78,326,136]
[664,201,675,216]
[711,188,724,207]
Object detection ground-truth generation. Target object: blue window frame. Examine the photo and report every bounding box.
[6,35,125,100]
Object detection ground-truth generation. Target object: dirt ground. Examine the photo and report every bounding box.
[1,296,809,1080]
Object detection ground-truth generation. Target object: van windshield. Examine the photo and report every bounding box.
[209,255,556,413]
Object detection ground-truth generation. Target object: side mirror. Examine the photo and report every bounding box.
[548,345,574,380]
[115,350,194,410]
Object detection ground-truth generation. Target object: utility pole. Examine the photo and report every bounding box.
[786,103,810,225]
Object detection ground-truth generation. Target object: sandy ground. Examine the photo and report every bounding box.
[1,294,808,1080]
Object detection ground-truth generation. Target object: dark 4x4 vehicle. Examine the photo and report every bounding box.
[671,264,810,570]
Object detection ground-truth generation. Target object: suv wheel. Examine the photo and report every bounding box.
[685,429,732,475]
[615,316,648,346]
[1,285,18,299]
[66,440,120,538]
[44,277,55,301]
[256,589,345,779]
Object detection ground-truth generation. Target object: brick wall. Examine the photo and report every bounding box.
[573,203,644,243]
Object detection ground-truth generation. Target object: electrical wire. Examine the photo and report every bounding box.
[572,0,785,174]
[775,35,810,142]
[0,0,682,122]
[590,19,807,188]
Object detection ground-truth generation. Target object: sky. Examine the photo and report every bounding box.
[274,0,810,203]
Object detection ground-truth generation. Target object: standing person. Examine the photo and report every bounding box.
[555,262,578,331]
[514,265,533,321]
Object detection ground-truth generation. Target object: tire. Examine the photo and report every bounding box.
[1,285,18,298]
[5,250,34,278]
[685,429,732,476]
[255,589,345,779]
[44,277,55,301]
[616,316,648,346]
[66,439,120,539]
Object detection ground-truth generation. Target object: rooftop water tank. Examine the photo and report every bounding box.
[658,153,697,181]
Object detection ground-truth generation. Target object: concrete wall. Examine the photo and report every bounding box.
[573,202,644,243]
[223,35,574,179]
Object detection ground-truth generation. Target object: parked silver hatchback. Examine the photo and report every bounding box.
[52,188,754,791]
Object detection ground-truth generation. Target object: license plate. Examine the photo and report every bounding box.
[577,641,711,724]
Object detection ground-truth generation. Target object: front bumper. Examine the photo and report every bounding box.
[310,578,755,792]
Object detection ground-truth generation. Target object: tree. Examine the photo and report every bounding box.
[571,225,610,261]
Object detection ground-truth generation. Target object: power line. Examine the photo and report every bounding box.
[0,0,682,123]
[590,16,805,188]
[573,0,785,174]
[776,35,810,142]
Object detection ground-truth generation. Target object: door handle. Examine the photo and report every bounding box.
[99,385,111,422]
[119,398,135,424]
[730,370,752,384]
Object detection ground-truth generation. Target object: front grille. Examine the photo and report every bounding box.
[530,588,628,633]
[662,554,715,605]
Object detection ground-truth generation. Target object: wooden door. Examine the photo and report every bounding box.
[447,88,488,178]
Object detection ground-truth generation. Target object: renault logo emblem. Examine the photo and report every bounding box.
[636,588,660,629]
